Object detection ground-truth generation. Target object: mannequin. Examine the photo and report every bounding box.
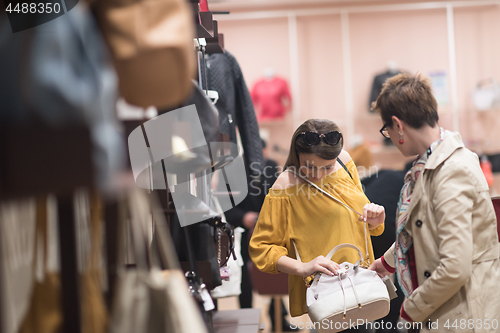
[263,67,276,80]
[386,60,399,75]
[251,69,292,121]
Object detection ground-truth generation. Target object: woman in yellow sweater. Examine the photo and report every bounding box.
[249,119,385,332]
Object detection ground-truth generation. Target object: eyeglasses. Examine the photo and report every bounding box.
[298,131,342,146]
[380,123,390,139]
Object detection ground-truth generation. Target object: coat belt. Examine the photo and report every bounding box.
[472,243,500,264]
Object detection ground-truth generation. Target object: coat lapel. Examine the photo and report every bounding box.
[404,172,425,232]
[403,132,464,228]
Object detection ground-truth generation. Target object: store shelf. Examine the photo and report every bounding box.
[213,308,261,333]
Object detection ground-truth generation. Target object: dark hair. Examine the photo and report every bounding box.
[371,72,439,129]
[284,119,343,170]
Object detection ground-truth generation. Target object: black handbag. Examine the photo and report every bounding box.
[168,192,234,290]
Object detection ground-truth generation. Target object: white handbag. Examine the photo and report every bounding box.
[295,243,390,333]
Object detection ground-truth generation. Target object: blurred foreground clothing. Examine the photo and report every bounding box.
[0,4,125,189]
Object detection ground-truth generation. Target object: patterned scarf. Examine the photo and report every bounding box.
[395,128,451,297]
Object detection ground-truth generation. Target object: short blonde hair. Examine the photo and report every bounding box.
[372,72,439,129]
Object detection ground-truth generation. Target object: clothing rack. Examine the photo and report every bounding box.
[0,125,93,333]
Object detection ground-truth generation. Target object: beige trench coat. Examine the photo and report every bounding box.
[384,132,500,333]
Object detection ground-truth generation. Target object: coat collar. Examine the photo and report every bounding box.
[424,131,464,170]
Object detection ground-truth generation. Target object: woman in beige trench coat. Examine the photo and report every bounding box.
[369,73,500,333]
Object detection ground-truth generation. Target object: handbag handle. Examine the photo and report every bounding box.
[325,243,364,262]
[292,243,364,263]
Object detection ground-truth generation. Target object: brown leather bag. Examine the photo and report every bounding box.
[18,197,62,333]
[18,193,109,333]
[95,0,196,109]
[81,192,108,333]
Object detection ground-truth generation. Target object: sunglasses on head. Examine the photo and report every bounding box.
[298,131,342,146]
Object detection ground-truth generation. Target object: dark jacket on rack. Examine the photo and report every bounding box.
[205,51,264,176]
[369,70,402,112]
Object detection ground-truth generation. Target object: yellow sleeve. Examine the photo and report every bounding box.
[369,224,384,236]
[249,194,290,274]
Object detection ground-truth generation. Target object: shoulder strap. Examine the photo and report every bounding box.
[286,168,370,266]
[337,158,353,181]
[286,169,363,217]
[284,158,354,182]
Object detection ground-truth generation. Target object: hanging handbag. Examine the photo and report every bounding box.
[108,189,208,333]
[210,196,243,298]
[95,0,196,109]
[287,168,390,332]
[168,193,222,290]
[210,226,244,298]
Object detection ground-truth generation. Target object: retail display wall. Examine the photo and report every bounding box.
[214,1,500,170]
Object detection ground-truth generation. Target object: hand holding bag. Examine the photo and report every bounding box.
[295,243,390,332]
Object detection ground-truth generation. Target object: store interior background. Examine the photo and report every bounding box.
[211,0,500,190]
[210,0,500,330]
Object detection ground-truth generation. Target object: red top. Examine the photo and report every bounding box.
[199,0,209,12]
[251,77,292,121]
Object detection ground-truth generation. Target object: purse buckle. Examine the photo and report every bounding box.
[304,271,322,287]
[304,274,315,287]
